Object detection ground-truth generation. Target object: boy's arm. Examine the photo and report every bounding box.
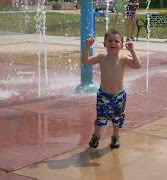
[81,37,99,65]
[124,42,141,69]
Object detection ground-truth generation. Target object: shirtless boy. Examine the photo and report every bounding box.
[81,29,141,148]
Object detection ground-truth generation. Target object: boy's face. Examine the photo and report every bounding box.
[103,34,124,54]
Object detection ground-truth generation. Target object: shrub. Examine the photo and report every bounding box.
[0,6,10,11]
[52,2,61,10]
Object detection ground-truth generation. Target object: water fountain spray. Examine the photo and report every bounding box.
[106,0,110,31]
[36,0,48,98]
[145,0,151,92]
[24,0,28,10]
[42,11,48,88]
[15,0,19,8]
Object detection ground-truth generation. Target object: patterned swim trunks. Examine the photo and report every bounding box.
[95,86,126,128]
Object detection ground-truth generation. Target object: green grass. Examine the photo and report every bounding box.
[46,12,80,36]
[0,6,10,11]
[0,12,166,39]
[139,8,167,10]
[0,12,37,34]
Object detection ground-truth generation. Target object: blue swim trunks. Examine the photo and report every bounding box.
[95,86,126,128]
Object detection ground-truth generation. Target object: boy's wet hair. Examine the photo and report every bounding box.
[104,29,123,43]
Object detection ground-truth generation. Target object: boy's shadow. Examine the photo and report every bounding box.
[29,145,113,170]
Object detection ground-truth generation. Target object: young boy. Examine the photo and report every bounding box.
[81,29,141,148]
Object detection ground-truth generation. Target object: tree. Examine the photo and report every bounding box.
[159,0,164,8]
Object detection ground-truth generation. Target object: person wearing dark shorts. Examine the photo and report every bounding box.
[123,0,139,42]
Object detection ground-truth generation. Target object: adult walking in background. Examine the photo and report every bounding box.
[123,0,139,42]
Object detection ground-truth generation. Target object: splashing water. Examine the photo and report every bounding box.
[146,0,151,11]
[15,0,19,8]
[106,0,110,31]
[35,0,48,98]
[65,33,73,72]
[24,0,29,10]
[145,0,151,92]
[43,11,48,88]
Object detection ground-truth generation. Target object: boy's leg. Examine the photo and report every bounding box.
[113,126,120,136]
[94,125,101,136]
[90,88,109,148]
[89,125,101,148]
[110,127,120,148]
[110,91,126,148]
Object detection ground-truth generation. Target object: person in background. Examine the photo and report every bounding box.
[74,0,78,9]
[123,0,139,42]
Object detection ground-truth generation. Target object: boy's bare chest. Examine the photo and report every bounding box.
[100,61,123,74]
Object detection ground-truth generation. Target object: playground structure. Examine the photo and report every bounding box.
[76,0,98,93]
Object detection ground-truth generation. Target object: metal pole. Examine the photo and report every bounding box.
[76,0,98,93]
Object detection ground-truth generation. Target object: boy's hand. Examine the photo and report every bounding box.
[86,37,95,47]
[125,42,134,52]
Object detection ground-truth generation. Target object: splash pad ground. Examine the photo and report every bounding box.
[0,31,167,180]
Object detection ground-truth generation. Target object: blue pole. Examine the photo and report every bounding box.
[93,10,106,37]
[76,0,98,93]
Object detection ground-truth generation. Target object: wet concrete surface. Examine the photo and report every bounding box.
[0,33,167,179]
[14,123,167,180]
